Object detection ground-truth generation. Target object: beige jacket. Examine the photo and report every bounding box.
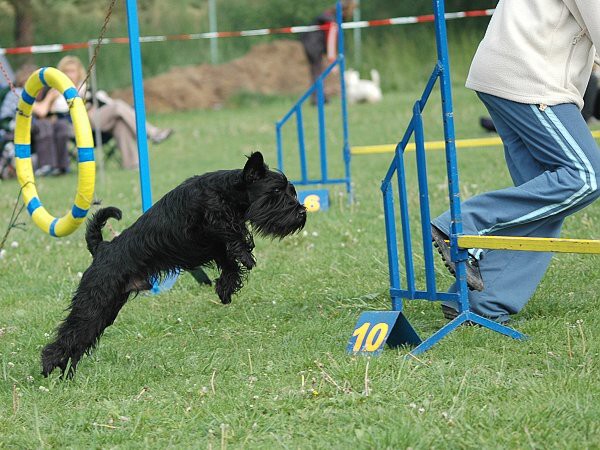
[466,0,600,109]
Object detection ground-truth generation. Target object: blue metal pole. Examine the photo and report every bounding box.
[316,79,328,182]
[336,0,352,197]
[433,0,469,312]
[413,102,436,299]
[396,145,416,298]
[382,180,402,311]
[296,107,308,184]
[125,0,152,213]
[276,123,284,173]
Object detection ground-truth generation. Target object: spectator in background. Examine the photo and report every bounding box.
[0,64,71,176]
[35,56,173,170]
[300,0,355,104]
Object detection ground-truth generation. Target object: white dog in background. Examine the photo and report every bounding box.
[344,69,382,104]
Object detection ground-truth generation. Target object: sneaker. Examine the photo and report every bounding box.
[431,225,484,291]
[151,128,173,144]
[34,165,54,177]
[50,167,70,176]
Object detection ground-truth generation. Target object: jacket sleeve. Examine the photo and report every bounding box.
[574,0,600,50]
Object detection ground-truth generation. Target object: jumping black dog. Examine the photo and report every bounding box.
[41,152,306,377]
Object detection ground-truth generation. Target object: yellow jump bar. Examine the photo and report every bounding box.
[351,130,600,155]
[458,235,600,254]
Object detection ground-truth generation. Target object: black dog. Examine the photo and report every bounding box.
[41,152,306,377]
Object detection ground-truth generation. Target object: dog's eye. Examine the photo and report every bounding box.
[274,188,281,193]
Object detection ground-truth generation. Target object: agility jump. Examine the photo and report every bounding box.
[275,0,351,206]
[370,0,600,356]
[14,67,95,237]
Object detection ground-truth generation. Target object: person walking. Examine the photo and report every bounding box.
[432,0,600,323]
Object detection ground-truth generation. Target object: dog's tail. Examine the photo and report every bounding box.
[370,69,380,87]
[85,206,122,256]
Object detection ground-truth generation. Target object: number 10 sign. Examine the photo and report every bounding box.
[346,311,421,356]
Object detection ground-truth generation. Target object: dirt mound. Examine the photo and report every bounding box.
[110,40,339,112]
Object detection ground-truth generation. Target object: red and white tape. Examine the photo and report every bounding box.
[0,9,494,56]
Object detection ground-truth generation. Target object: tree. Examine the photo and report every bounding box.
[7,0,34,47]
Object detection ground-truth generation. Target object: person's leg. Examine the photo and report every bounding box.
[434,93,600,318]
[112,120,138,170]
[89,103,118,134]
[52,119,72,172]
[91,106,139,169]
[434,95,600,237]
[301,33,326,104]
[31,119,58,172]
[93,100,169,143]
[440,99,557,318]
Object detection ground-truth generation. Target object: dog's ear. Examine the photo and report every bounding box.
[243,152,267,183]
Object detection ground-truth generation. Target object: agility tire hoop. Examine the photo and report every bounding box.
[15,67,95,237]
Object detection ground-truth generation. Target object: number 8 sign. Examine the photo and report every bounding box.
[346,311,404,355]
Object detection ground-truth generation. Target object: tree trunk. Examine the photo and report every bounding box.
[10,0,34,63]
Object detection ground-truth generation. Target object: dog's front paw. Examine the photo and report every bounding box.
[239,252,256,270]
[216,283,232,304]
[215,275,236,304]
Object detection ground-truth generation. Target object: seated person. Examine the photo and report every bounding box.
[0,64,70,176]
[35,55,173,170]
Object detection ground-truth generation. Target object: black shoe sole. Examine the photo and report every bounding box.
[431,225,484,291]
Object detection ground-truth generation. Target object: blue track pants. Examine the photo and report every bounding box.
[432,92,600,321]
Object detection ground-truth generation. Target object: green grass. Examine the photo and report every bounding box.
[1,84,600,449]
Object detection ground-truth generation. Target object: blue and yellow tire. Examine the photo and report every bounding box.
[15,67,95,237]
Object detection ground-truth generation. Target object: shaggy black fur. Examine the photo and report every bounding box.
[41,152,306,377]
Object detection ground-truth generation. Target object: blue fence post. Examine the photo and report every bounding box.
[125,0,152,213]
[296,107,308,184]
[125,0,183,295]
[317,79,328,182]
[382,179,402,311]
[336,0,352,197]
[276,123,284,173]
[395,145,416,299]
[413,102,437,299]
[433,0,470,311]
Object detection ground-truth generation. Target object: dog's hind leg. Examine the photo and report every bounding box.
[41,278,130,377]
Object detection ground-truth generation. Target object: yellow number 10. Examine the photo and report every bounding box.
[352,322,389,352]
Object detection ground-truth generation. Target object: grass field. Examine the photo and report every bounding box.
[1,81,600,449]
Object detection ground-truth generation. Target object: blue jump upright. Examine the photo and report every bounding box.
[380,0,526,355]
[125,0,180,293]
[275,0,352,205]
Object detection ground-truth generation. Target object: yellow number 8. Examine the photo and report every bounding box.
[14,67,95,237]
